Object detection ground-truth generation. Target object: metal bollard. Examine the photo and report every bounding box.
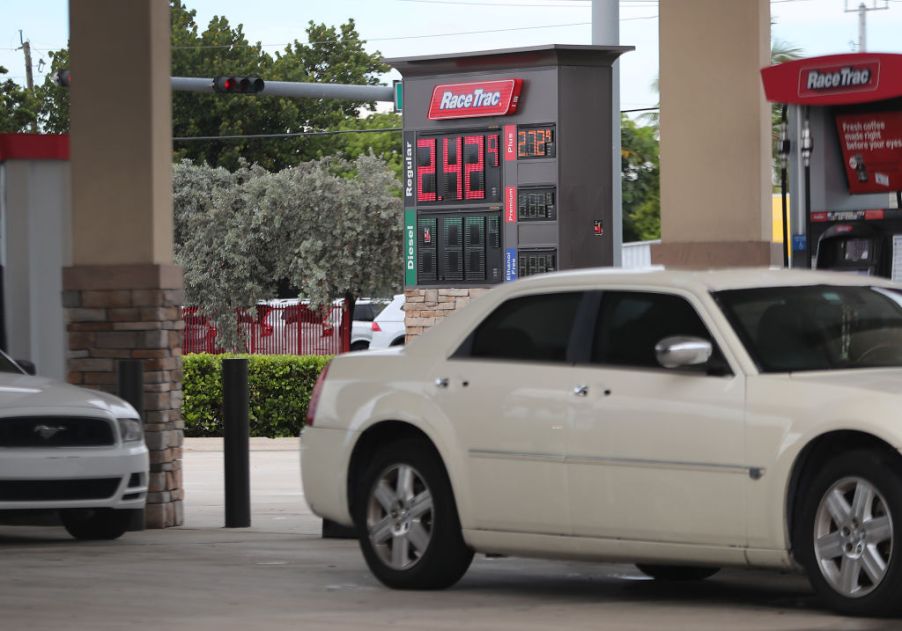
[223,358,251,528]
[117,359,145,421]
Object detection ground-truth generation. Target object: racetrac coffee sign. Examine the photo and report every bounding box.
[428,79,523,120]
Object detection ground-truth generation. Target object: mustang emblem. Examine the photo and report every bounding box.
[33,424,68,440]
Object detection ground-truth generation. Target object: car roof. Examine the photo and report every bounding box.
[507,266,901,293]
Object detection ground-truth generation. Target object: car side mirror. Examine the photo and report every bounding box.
[655,336,712,369]
[15,359,36,375]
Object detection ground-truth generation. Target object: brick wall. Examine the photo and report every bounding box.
[63,264,185,528]
[403,287,490,340]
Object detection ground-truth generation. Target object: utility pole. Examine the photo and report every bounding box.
[17,30,37,132]
[845,1,888,52]
[592,0,622,266]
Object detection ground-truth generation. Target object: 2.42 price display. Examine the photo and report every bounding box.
[416,132,502,205]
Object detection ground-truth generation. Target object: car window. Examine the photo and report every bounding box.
[591,291,717,369]
[715,285,902,372]
[467,292,583,363]
[355,304,375,322]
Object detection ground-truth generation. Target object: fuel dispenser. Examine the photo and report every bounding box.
[389,44,631,287]
[761,53,902,280]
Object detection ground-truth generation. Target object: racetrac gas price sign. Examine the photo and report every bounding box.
[391,45,630,288]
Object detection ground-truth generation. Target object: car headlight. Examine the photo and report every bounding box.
[117,418,144,443]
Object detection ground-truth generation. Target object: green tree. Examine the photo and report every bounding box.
[269,154,402,313]
[334,112,402,178]
[621,115,660,242]
[33,1,389,171]
[174,155,401,351]
[171,2,388,170]
[0,66,40,132]
[35,49,69,133]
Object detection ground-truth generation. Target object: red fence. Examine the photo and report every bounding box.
[182,303,350,356]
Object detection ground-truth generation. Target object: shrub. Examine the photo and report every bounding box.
[182,353,330,438]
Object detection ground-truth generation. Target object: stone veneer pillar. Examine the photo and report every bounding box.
[403,288,490,340]
[63,264,185,528]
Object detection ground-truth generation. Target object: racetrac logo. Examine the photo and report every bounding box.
[428,79,524,120]
[799,62,879,97]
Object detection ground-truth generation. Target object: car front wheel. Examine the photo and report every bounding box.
[796,449,902,616]
[354,438,473,589]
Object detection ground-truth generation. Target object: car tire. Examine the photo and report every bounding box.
[390,337,405,347]
[350,341,369,352]
[795,449,902,617]
[635,564,720,581]
[60,508,134,541]
[354,438,473,589]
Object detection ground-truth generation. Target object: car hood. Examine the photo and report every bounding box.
[788,368,902,397]
[0,373,137,418]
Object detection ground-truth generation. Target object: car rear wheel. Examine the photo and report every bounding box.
[354,438,473,589]
[636,564,719,581]
[350,341,369,351]
[60,508,134,540]
[796,449,902,617]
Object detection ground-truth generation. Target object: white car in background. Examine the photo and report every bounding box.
[350,299,389,351]
[303,268,902,616]
[368,294,406,349]
[0,352,148,540]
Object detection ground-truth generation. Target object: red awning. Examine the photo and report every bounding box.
[0,134,69,162]
[761,53,902,106]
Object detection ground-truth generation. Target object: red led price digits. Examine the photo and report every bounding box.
[416,138,436,202]
[464,135,485,200]
[442,136,463,201]
[486,134,500,166]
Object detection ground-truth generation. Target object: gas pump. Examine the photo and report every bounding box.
[761,53,902,280]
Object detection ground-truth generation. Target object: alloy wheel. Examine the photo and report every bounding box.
[813,476,894,598]
[366,463,434,571]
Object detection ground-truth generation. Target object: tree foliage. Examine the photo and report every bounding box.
[173,155,402,350]
[621,115,660,242]
[334,112,402,180]
[31,1,389,171]
[0,66,40,132]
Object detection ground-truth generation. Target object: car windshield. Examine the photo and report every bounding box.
[714,285,902,372]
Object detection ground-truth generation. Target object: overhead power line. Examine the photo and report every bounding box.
[173,106,662,142]
[171,17,656,50]
[173,127,403,142]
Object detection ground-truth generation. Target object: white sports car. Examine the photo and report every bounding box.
[302,268,902,616]
[0,353,148,539]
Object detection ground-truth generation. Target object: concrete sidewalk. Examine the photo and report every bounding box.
[181,436,321,533]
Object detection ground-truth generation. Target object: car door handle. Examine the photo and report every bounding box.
[435,377,450,389]
[573,385,589,397]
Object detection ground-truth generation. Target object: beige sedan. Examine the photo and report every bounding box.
[302,268,902,616]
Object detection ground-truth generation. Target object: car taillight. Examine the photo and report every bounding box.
[371,321,382,332]
[305,361,331,427]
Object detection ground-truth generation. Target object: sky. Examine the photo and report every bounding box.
[3,0,902,115]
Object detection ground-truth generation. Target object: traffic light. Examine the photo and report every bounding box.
[212,76,264,94]
[55,69,71,87]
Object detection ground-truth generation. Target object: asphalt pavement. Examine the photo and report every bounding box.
[0,438,892,630]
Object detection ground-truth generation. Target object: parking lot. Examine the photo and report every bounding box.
[0,438,888,631]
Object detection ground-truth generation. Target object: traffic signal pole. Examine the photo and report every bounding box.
[170,76,394,101]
